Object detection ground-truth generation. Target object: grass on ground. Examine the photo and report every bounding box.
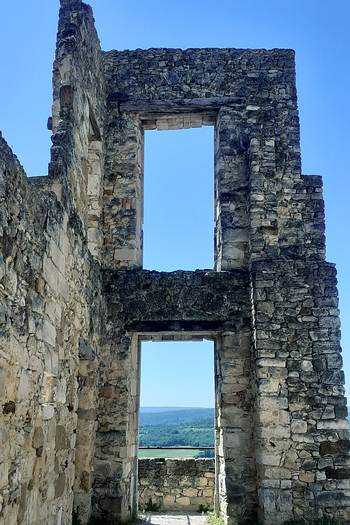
[138,448,201,459]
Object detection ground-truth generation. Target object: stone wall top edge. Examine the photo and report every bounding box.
[0,132,28,181]
[102,45,296,104]
[59,0,91,14]
[102,263,338,285]
[60,0,82,5]
[28,176,51,189]
[102,47,295,58]
[102,268,249,277]
[0,135,68,223]
[301,174,323,186]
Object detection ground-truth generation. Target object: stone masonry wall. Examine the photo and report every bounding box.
[251,259,350,524]
[0,132,101,525]
[1,0,350,524]
[51,0,106,259]
[138,459,215,512]
[101,47,307,270]
[93,269,254,523]
[0,2,105,524]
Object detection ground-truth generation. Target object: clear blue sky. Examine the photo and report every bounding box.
[141,341,214,408]
[1,0,349,407]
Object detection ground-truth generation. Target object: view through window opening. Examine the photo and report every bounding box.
[139,340,215,460]
[143,126,214,271]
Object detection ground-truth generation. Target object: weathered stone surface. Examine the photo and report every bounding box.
[138,459,214,512]
[1,0,349,524]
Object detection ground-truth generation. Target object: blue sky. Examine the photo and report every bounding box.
[141,341,214,408]
[0,0,349,407]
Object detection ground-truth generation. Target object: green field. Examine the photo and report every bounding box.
[138,448,201,459]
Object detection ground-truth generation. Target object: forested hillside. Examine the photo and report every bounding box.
[139,407,215,448]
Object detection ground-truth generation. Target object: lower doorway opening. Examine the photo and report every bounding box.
[138,339,215,514]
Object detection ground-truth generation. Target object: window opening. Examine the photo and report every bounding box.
[143,127,214,271]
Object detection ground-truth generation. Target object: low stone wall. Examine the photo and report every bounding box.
[138,458,215,512]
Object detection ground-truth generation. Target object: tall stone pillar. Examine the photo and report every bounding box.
[103,113,144,268]
[92,313,140,522]
[214,108,249,271]
[215,330,257,524]
[251,260,350,524]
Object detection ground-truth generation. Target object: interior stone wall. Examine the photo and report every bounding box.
[0,2,104,524]
[138,458,215,512]
[94,269,253,523]
[0,134,101,525]
[0,0,349,524]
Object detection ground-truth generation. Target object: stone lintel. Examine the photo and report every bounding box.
[103,269,251,332]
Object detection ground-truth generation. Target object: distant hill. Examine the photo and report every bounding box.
[140,407,214,426]
[139,407,215,449]
[141,407,192,413]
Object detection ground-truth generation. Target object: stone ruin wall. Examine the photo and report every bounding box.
[138,459,215,512]
[0,2,104,524]
[0,135,101,525]
[0,0,350,524]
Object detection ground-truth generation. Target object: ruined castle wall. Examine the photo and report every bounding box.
[95,269,256,523]
[95,45,349,523]
[251,259,350,524]
[0,2,106,524]
[101,48,320,270]
[138,458,215,512]
[1,1,349,523]
[0,134,101,525]
[51,0,106,258]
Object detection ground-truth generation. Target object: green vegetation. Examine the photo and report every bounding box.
[140,407,214,426]
[139,418,214,448]
[139,408,215,456]
[139,448,202,459]
[207,511,225,525]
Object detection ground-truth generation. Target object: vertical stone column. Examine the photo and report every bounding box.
[248,133,279,260]
[51,0,106,238]
[250,262,293,525]
[214,108,249,271]
[103,113,144,268]
[73,338,99,524]
[215,329,256,525]
[251,260,350,524]
[92,332,140,522]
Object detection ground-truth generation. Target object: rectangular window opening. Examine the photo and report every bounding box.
[143,125,214,271]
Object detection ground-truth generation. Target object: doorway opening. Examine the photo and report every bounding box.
[138,339,215,512]
[143,126,214,271]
